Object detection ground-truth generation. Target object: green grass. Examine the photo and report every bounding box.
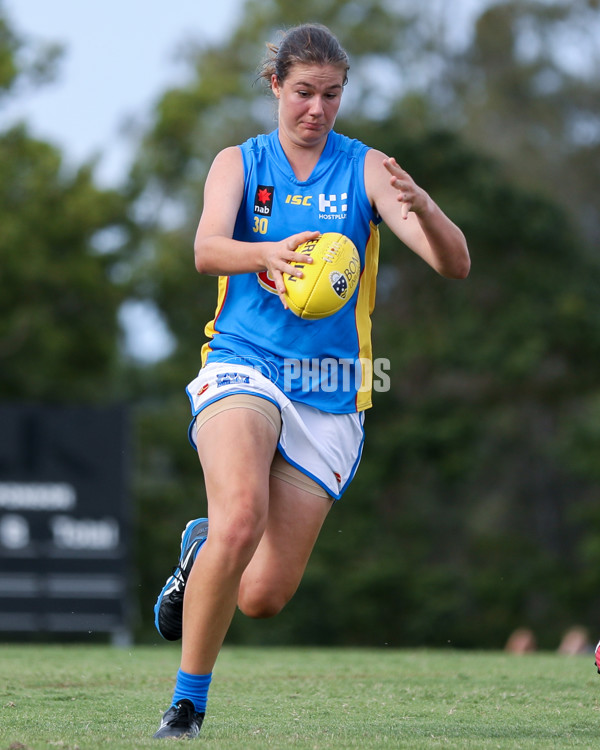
[0,645,598,749]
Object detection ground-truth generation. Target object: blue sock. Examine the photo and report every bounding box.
[172,668,212,714]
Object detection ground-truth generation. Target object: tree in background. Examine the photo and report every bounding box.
[3,0,600,647]
[442,0,600,247]
[124,0,600,647]
[0,7,133,402]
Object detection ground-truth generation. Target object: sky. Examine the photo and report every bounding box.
[1,0,500,189]
[0,0,487,362]
[4,1,595,191]
[6,1,592,361]
[2,0,244,187]
[2,1,245,360]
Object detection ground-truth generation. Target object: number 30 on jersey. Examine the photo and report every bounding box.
[253,216,269,235]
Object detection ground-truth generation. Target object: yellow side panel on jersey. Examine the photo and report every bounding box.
[200,275,230,366]
[355,221,380,411]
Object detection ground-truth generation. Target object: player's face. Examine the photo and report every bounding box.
[272,64,345,149]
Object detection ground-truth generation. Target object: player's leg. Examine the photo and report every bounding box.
[237,404,363,618]
[154,405,278,739]
[154,393,282,642]
[181,405,279,672]
[237,470,333,619]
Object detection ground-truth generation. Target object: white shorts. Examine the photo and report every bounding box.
[185,363,365,500]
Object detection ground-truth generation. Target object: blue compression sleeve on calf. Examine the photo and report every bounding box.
[172,669,213,713]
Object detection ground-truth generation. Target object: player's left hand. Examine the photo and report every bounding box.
[383,157,430,220]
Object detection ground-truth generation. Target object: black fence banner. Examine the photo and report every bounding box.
[0,403,132,643]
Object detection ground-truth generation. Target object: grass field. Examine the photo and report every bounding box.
[0,644,598,749]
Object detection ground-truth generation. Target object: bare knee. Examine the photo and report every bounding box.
[239,597,286,619]
[209,504,266,571]
[237,584,293,619]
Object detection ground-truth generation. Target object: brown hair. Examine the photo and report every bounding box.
[259,24,349,86]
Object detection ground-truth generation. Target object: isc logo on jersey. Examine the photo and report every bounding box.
[285,194,312,207]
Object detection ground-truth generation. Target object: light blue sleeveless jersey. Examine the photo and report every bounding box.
[201,129,381,414]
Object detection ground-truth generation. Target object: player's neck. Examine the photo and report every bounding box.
[278,129,329,181]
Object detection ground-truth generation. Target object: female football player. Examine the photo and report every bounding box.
[153,23,470,739]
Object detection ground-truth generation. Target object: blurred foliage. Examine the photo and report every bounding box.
[0,2,132,401]
[443,0,600,248]
[0,0,62,100]
[3,0,600,648]
[123,0,600,648]
[299,122,600,649]
[0,125,132,401]
[0,10,18,92]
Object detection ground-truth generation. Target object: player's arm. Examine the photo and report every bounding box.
[194,147,317,296]
[364,149,470,279]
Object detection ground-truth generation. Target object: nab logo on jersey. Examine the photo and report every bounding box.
[254,185,274,216]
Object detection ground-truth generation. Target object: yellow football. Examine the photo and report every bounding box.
[284,233,361,320]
